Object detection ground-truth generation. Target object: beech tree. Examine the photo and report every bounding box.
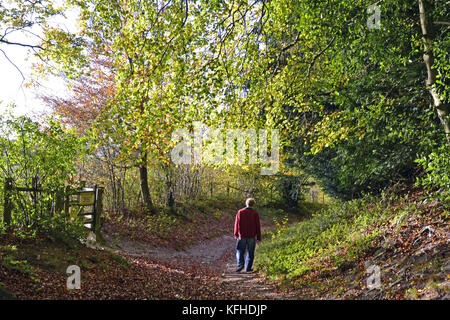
[62,0,276,213]
[418,0,450,143]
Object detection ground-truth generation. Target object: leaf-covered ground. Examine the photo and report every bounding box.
[0,203,298,300]
[0,231,275,300]
[1,195,448,300]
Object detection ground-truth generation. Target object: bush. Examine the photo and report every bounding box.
[2,255,32,274]
[35,215,87,244]
[0,105,87,227]
[416,144,450,201]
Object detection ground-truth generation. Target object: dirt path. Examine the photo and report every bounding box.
[103,230,298,299]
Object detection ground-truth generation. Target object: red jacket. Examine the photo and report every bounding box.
[234,207,261,241]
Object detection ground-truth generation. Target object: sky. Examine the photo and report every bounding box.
[0,2,80,118]
[0,43,51,117]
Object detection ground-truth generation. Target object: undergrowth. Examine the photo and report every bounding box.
[254,191,438,282]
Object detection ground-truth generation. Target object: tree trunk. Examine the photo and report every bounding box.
[418,0,450,144]
[139,152,155,214]
[164,165,174,207]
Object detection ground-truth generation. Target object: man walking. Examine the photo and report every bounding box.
[234,198,261,273]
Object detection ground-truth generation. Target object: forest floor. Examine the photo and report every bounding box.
[0,195,448,300]
[0,201,302,299]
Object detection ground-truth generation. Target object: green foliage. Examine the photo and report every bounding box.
[147,212,178,237]
[257,207,285,220]
[270,171,309,208]
[0,0,87,78]
[213,0,448,200]
[291,61,444,199]
[428,0,450,104]
[0,105,87,226]
[271,214,289,240]
[0,107,86,187]
[2,0,448,225]
[35,215,87,244]
[2,255,32,275]
[0,244,17,254]
[416,144,450,201]
[107,251,131,269]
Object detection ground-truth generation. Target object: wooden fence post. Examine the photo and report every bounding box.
[3,178,13,226]
[64,186,70,216]
[91,184,98,231]
[94,186,104,237]
[31,177,38,215]
[210,181,213,198]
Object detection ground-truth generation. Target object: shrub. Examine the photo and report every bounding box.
[0,105,87,229]
[35,215,87,244]
[416,144,450,202]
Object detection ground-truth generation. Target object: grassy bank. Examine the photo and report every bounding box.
[256,197,386,279]
[255,187,449,299]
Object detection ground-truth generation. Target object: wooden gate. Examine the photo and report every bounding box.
[64,184,104,233]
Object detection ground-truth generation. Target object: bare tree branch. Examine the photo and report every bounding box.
[434,21,450,26]
[0,38,43,50]
[306,36,336,77]
[0,47,26,86]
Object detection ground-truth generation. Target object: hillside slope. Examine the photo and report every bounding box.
[255,187,449,300]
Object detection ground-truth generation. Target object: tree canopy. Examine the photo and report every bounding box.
[1,0,449,202]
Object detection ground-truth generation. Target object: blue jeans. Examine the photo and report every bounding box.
[236,237,256,271]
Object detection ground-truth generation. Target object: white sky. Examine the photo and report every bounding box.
[0,44,49,117]
[0,2,80,118]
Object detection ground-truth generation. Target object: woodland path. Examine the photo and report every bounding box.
[103,230,299,300]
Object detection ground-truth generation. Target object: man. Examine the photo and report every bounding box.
[234,198,261,273]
